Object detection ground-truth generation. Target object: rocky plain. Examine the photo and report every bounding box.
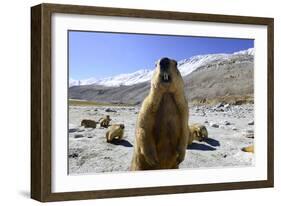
[68,102,254,174]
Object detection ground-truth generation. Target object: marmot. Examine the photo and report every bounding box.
[188,123,208,145]
[81,119,97,128]
[131,57,190,170]
[98,115,111,128]
[242,145,254,153]
[106,124,125,142]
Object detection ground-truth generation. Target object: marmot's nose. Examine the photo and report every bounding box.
[159,57,170,71]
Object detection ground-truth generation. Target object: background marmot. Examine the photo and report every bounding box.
[188,123,208,145]
[106,124,125,142]
[99,115,112,128]
[81,119,97,128]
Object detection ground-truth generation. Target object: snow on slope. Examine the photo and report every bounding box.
[178,53,227,76]
[70,48,254,87]
[69,77,97,87]
[234,48,254,55]
[89,69,153,87]
[69,78,79,87]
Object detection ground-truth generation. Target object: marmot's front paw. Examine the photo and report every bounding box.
[177,149,186,164]
[143,150,159,166]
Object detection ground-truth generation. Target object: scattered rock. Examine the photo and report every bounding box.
[233,100,246,105]
[224,104,230,109]
[68,148,82,158]
[243,130,254,138]
[224,121,231,125]
[105,108,117,112]
[74,134,84,138]
[77,127,85,132]
[210,123,219,128]
[232,127,238,131]
[216,102,224,108]
[77,158,86,167]
[94,109,98,111]
[69,128,78,133]
[215,108,225,112]
[204,120,209,123]
[219,125,227,129]
[69,124,78,133]
[248,120,254,125]
[68,153,79,158]
[223,154,227,158]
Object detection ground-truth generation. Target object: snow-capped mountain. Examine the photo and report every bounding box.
[234,48,254,56]
[70,48,254,87]
[88,69,153,87]
[69,78,80,87]
[70,70,153,87]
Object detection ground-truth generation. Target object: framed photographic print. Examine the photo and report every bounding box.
[31,3,274,202]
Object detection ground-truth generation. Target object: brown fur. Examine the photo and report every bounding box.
[242,145,254,153]
[106,124,125,142]
[99,115,111,128]
[81,119,97,128]
[188,123,208,145]
[131,58,189,170]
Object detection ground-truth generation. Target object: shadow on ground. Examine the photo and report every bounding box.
[203,137,220,147]
[109,139,133,147]
[187,142,216,151]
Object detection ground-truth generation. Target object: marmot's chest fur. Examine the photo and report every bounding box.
[154,93,181,165]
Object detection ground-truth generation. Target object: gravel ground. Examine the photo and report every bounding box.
[68,104,254,174]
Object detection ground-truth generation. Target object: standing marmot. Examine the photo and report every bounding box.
[131,57,190,170]
[106,124,125,142]
[188,123,208,145]
[81,119,97,128]
[98,115,111,128]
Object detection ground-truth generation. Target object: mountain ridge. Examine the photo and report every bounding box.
[70,48,254,87]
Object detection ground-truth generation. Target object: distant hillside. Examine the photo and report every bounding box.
[183,52,253,102]
[69,48,254,105]
[69,83,150,105]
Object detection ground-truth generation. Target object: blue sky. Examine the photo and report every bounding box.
[69,31,254,80]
